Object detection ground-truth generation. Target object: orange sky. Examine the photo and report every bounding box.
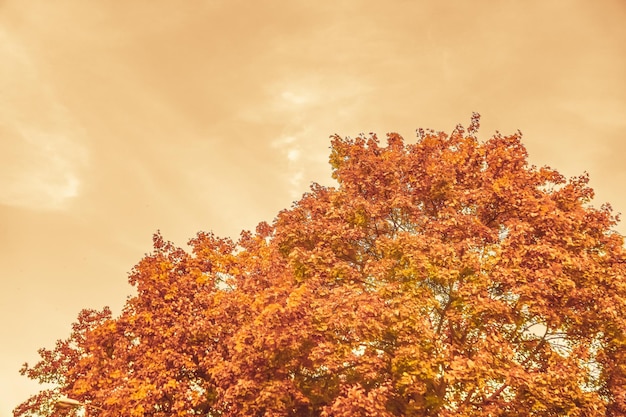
[1,1,625,416]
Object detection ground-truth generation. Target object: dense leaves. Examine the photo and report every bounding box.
[16,114,626,416]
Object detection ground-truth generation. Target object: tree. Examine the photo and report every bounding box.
[15,114,626,417]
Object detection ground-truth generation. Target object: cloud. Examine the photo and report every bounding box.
[0,128,86,210]
[286,148,301,162]
[0,26,88,210]
[271,134,305,198]
[281,90,318,106]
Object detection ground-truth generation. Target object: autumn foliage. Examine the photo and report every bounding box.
[16,114,626,416]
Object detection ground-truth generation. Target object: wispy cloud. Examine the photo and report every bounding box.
[271,133,305,199]
[0,27,88,210]
[0,128,87,210]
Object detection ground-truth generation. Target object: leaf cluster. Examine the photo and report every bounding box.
[16,114,626,417]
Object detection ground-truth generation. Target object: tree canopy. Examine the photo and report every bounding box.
[16,114,626,417]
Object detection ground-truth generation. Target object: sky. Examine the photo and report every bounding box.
[1,1,625,416]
